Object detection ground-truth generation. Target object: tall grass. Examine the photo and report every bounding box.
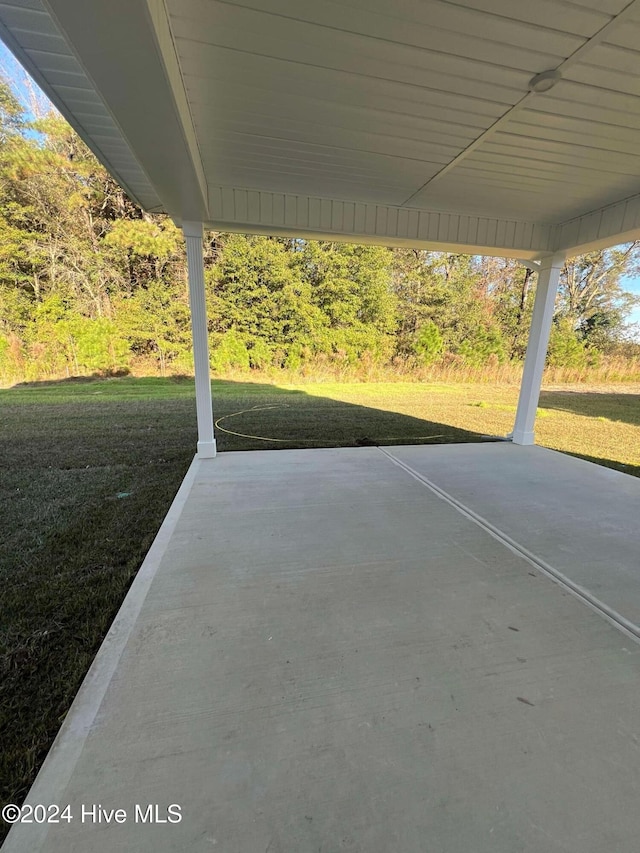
[3,353,640,389]
[210,355,640,387]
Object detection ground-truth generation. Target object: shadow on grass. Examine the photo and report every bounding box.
[210,381,495,451]
[539,389,640,428]
[0,375,495,838]
[2,375,496,469]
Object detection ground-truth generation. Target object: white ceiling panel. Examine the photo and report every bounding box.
[259,0,587,54]
[177,41,520,112]
[175,0,575,67]
[482,139,640,175]
[526,95,640,131]
[565,63,640,97]
[569,0,630,12]
[2,0,640,255]
[584,41,640,75]
[190,88,487,138]
[547,78,640,113]
[183,62,506,126]
[604,19,640,48]
[200,127,462,167]
[171,5,534,96]
[0,3,50,30]
[438,0,614,31]
[200,146,444,184]
[1,27,67,53]
[168,0,640,235]
[194,107,480,152]
[505,115,640,155]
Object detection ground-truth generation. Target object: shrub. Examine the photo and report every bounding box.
[0,333,26,383]
[457,326,506,366]
[547,321,593,369]
[53,317,130,374]
[247,338,274,370]
[413,321,443,364]
[210,330,250,372]
[283,343,307,371]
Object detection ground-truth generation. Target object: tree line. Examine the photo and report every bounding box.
[0,80,638,383]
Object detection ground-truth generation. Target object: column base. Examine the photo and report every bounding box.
[197,440,217,458]
[511,429,535,446]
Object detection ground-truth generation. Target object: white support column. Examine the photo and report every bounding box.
[512,253,565,446]
[183,221,216,458]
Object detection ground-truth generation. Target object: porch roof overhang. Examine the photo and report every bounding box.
[2,0,640,260]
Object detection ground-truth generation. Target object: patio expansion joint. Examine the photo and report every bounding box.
[377,446,640,647]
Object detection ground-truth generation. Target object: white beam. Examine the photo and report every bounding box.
[144,0,209,212]
[516,259,540,273]
[512,253,565,446]
[207,188,553,260]
[183,221,216,458]
[555,192,640,257]
[44,0,209,221]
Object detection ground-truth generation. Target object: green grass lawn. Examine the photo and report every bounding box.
[1,374,639,836]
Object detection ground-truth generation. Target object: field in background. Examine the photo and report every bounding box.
[1,375,639,838]
[6,354,640,390]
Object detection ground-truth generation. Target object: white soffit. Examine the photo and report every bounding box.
[1,0,640,257]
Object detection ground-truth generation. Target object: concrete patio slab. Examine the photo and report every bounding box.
[389,443,640,631]
[4,446,640,853]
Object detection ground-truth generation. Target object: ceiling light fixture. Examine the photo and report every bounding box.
[528,69,561,93]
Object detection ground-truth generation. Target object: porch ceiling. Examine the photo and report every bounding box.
[2,0,640,257]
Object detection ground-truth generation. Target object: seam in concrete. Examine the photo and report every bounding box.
[2,456,203,853]
[379,447,640,647]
